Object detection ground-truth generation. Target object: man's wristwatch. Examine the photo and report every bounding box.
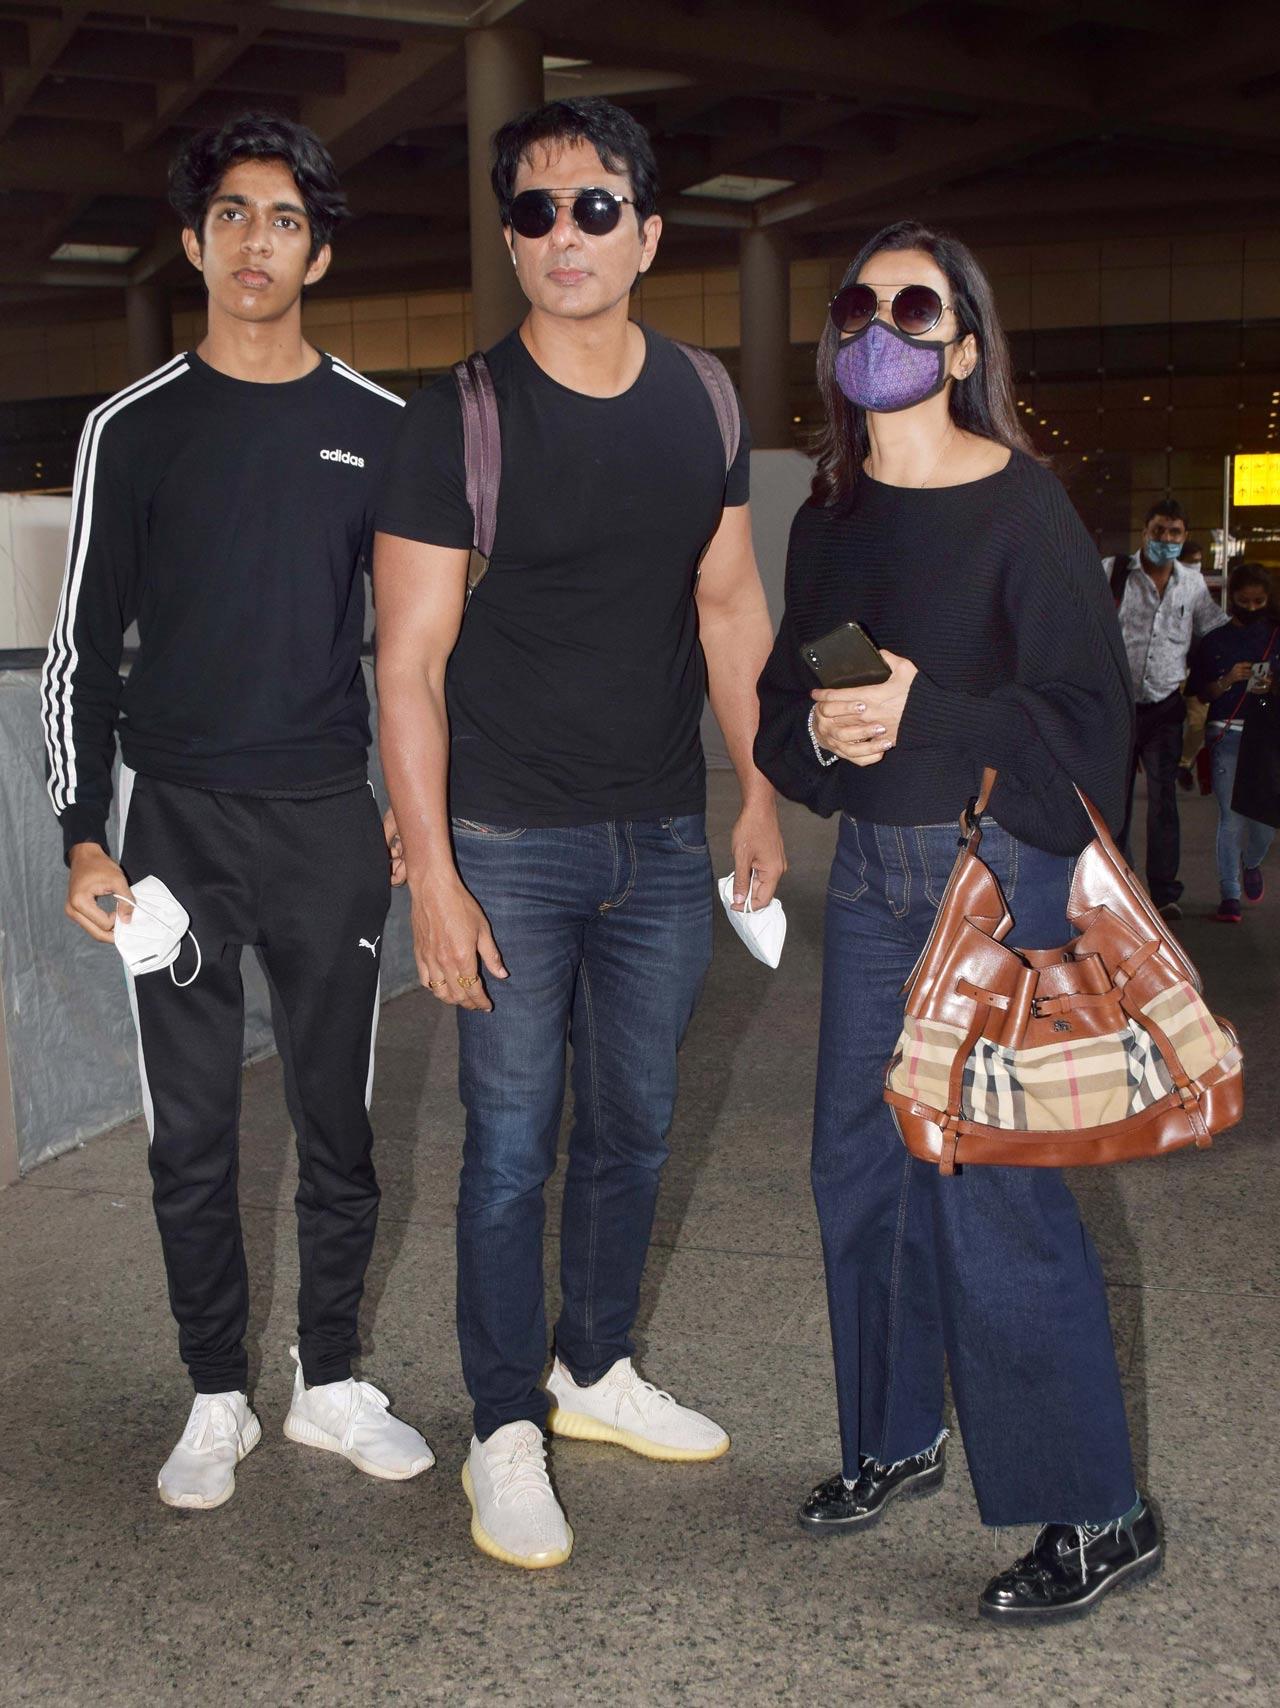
[808,705,838,768]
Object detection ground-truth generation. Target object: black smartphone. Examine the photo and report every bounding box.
[799,622,891,689]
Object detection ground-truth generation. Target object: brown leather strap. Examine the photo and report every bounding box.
[453,351,500,594]
[673,342,740,473]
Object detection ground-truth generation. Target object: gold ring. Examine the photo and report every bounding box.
[456,973,479,989]
[426,979,442,990]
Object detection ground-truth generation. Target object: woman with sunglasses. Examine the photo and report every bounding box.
[755,220,1160,1623]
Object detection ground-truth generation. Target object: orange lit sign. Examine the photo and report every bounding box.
[1233,454,1280,506]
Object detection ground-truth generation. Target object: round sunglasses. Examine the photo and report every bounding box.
[508,187,637,240]
[829,282,950,339]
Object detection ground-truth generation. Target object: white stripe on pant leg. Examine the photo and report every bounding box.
[116,764,156,1142]
[364,974,381,1111]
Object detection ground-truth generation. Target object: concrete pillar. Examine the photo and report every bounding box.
[739,226,791,449]
[125,282,171,380]
[466,26,543,351]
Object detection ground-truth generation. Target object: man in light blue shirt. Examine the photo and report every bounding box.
[1102,497,1228,919]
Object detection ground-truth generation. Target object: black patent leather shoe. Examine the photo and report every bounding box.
[979,1498,1162,1624]
[798,1435,946,1534]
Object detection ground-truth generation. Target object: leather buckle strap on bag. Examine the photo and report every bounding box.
[451,342,741,601]
[884,766,1243,1175]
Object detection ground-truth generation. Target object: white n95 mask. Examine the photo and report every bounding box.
[717,872,787,969]
[112,876,202,987]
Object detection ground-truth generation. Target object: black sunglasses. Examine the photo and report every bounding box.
[829,282,950,339]
[508,187,637,240]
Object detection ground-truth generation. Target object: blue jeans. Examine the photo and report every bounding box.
[1209,724,1274,899]
[451,814,714,1441]
[814,816,1138,1527]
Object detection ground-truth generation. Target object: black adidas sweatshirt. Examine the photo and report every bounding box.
[41,350,404,858]
[754,451,1136,856]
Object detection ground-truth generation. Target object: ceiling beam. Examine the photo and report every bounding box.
[844,163,1280,229]
[124,8,274,153]
[0,2,93,145]
[301,38,465,171]
[756,115,1073,228]
[554,4,1094,115]
[1098,0,1280,102]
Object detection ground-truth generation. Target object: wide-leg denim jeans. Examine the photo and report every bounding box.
[813,815,1138,1526]
[451,814,713,1442]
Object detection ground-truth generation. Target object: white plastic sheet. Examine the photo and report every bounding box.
[0,663,416,1175]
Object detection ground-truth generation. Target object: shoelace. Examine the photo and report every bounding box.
[489,1433,553,1509]
[184,1395,244,1453]
[613,1363,676,1421]
[336,1380,390,1453]
[1027,1514,1127,1585]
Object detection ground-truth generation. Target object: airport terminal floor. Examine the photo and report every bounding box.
[2,773,1275,1706]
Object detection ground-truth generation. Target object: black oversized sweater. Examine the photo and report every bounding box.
[754,451,1136,856]
[40,350,404,857]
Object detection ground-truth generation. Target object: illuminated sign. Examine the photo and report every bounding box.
[1233,454,1280,506]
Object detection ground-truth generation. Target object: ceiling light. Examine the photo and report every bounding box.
[682,174,795,202]
[52,241,139,264]
[1039,418,1047,426]
[1052,429,1059,436]
[542,55,591,70]
[1142,394,1151,402]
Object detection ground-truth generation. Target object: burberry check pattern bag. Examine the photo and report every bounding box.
[885,768,1243,1174]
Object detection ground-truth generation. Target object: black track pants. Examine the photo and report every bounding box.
[118,771,391,1393]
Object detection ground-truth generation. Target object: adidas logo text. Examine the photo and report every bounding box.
[321,447,365,467]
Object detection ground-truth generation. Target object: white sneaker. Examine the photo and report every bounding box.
[462,1421,574,1570]
[282,1347,434,1480]
[546,1356,730,1463]
[157,1391,261,1510]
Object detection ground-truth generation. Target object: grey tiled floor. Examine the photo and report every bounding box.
[2,774,1275,1706]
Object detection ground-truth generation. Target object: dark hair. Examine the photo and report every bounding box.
[811,220,1033,508]
[491,97,659,225]
[1181,537,1203,558]
[169,112,348,262]
[1144,497,1187,527]
[1229,561,1273,598]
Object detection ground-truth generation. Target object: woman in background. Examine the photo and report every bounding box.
[1189,560,1278,921]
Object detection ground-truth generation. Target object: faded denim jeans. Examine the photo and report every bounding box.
[451,814,713,1441]
[813,814,1138,1526]
[1208,723,1274,900]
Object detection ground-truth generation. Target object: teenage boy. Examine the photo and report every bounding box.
[375,97,784,1569]
[1104,498,1227,919]
[41,113,432,1509]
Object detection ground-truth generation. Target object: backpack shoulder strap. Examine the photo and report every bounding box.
[452,350,501,592]
[673,341,741,476]
[1109,554,1136,606]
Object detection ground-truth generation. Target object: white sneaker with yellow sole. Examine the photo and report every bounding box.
[462,1421,573,1570]
[546,1357,730,1463]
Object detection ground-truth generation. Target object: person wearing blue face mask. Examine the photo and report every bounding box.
[1103,500,1229,920]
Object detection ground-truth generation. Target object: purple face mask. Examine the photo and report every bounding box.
[833,318,953,414]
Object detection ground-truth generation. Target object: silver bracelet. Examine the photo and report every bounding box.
[808,705,839,768]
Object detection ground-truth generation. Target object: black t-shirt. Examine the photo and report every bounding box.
[42,350,405,857]
[375,325,750,826]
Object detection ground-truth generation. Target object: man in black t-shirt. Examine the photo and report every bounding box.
[375,97,784,1570]
[42,115,432,1510]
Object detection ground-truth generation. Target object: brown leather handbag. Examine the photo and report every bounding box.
[885,768,1243,1174]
